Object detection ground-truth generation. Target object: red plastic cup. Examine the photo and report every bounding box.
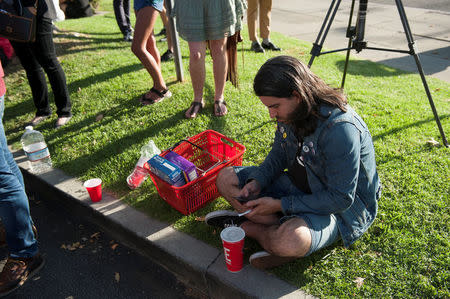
[220,226,245,272]
[83,178,102,202]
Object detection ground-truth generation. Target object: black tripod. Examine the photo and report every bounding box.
[308,0,448,147]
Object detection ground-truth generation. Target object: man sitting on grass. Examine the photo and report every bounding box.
[205,56,381,269]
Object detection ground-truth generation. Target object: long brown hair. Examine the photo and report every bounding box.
[253,56,347,138]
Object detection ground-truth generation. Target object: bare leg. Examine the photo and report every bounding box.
[160,6,173,52]
[185,41,206,118]
[132,6,167,101]
[216,167,312,257]
[242,217,312,258]
[209,38,228,116]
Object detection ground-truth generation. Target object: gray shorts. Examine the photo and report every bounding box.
[234,166,340,256]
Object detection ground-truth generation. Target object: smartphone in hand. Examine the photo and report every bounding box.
[235,194,258,203]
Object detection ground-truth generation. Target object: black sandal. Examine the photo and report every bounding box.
[214,100,227,117]
[185,101,204,119]
[140,87,172,105]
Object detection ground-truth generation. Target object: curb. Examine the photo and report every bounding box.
[12,149,314,299]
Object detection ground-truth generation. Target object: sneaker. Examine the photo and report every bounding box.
[29,115,49,126]
[249,251,296,270]
[261,41,281,51]
[0,254,45,297]
[205,210,248,229]
[55,116,72,128]
[161,49,174,62]
[123,31,133,42]
[0,225,38,248]
[250,41,265,53]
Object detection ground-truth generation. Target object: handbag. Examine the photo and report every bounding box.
[0,0,37,42]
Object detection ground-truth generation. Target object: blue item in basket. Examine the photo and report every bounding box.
[164,151,198,183]
[146,155,186,187]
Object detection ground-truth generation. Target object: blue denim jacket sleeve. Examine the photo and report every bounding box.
[281,121,361,215]
[247,126,289,189]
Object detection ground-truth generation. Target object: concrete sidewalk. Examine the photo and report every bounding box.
[13,149,314,299]
[271,0,450,83]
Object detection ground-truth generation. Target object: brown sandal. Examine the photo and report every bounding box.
[214,100,227,117]
[140,87,172,105]
[185,101,204,119]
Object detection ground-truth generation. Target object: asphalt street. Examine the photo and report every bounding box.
[0,196,203,299]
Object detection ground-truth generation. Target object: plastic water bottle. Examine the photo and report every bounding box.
[127,140,161,189]
[20,126,52,173]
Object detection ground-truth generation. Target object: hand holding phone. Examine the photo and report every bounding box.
[235,194,258,203]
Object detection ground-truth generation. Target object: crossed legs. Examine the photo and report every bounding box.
[215,167,312,258]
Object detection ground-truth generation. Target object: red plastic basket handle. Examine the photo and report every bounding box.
[167,139,228,164]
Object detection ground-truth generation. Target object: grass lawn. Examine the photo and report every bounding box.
[3,1,449,297]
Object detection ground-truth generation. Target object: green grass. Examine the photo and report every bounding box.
[3,2,449,297]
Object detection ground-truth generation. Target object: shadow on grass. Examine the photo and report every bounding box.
[334,58,407,78]
[67,63,143,92]
[4,96,36,122]
[372,114,449,143]
[48,103,187,180]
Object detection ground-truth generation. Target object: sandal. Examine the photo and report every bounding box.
[140,87,172,105]
[185,101,204,119]
[214,100,228,117]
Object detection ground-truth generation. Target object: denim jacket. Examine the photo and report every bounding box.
[248,104,381,247]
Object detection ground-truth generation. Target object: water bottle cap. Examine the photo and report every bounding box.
[25,125,33,131]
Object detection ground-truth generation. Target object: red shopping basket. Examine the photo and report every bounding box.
[148,130,246,215]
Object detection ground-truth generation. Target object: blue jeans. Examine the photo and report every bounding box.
[234,166,339,256]
[0,95,38,258]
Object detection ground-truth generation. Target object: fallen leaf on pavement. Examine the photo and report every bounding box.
[115,272,120,282]
[60,244,67,249]
[90,232,100,239]
[111,243,118,250]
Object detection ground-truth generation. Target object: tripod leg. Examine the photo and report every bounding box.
[395,0,448,147]
[308,0,342,68]
[341,0,357,88]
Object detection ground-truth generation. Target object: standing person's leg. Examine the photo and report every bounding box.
[209,38,228,116]
[260,0,280,51]
[114,0,126,35]
[247,0,258,42]
[259,0,271,41]
[9,41,51,122]
[33,18,72,127]
[132,6,170,104]
[185,41,206,119]
[248,0,264,53]
[123,0,132,33]
[0,96,43,297]
[159,4,174,62]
